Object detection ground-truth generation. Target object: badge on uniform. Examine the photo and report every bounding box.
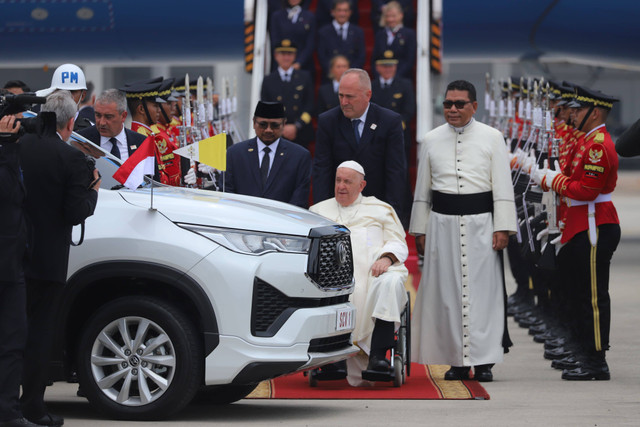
[589,147,603,163]
[370,124,377,130]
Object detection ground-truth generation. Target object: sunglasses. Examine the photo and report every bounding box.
[443,100,472,109]
[255,120,283,130]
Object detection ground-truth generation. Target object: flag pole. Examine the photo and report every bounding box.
[149,175,155,211]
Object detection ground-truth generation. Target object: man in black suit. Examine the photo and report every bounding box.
[261,39,314,148]
[77,89,146,161]
[371,51,415,227]
[224,101,311,208]
[0,113,40,427]
[316,0,365,82]
[19,91,100,427]
[312,68,407,219]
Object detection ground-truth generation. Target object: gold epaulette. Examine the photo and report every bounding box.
[593,132,605,143]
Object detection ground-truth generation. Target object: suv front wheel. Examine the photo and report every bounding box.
[76,296,203,420]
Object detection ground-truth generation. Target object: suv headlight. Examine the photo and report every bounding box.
[177,224,311,255]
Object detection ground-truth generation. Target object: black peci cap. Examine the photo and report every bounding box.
[254,101,285,118]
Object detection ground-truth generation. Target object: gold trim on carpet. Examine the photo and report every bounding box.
[247,380,272,398]
[428,365,473,399]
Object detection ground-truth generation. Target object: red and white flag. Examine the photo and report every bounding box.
[113,135,156,190]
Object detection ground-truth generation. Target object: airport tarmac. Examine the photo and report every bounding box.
[42,172,640,426]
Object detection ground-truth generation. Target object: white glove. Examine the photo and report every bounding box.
[543,161,561,190]
[536,227,549,241]
[550,234,562,245]
[183,167,197,185]
[530,163,546,186]
[514,148,525,167]
[522,154,536,174]
[198,163,217,174]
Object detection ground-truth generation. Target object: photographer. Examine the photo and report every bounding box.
[18,90,100,427]
[1,112,42,427]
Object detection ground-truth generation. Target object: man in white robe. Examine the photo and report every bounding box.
[311,161,408,386]
[409,80,517,382]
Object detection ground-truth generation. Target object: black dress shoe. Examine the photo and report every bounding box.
[473,364,494,382]
[528,323,547,335]
[24,413,63,427]
[533,330,557,343]
[544,346,573,360]
[0,418,46,427]
[551,355,581,370]
[562,364,610,381]
[444,366,470,381]
[366,355,391,372]
[544,337,566,349]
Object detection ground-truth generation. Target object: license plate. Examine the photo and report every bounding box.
[336,307,354,331]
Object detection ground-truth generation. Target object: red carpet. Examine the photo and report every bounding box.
[247,233,489,400]
[248,364,489,400]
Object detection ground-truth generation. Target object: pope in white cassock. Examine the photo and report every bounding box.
[409,80,517,383]
[310,161,408,386]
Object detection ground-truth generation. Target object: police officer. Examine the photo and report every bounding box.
[261,40,314,148]
[35,63,89,130]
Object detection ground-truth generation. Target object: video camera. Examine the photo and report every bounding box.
[0,93,56,138]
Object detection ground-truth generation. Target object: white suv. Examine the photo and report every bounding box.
[52,147,357,420]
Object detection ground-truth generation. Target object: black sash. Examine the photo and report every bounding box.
[431,191,493,215]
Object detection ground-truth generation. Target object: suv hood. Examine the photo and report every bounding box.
[118,186,335,236]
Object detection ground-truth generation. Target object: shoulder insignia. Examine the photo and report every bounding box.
[594,132,605,143]
[393,93,403,99]
[588,147,604,163]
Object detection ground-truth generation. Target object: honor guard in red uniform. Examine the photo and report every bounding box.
[122,80,181,186]
[532,86,620,381]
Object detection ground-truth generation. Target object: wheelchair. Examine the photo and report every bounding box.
[308,291,411,387]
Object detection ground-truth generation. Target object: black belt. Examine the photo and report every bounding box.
[431,191,493,215]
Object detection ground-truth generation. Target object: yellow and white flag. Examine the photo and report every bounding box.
[173,133,227,171]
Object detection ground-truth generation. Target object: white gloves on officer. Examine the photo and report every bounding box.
[521,151,537,174]
[530,162,546,186]
[183,167,197,185]
[197,163,217,175]
[531,160,561,191]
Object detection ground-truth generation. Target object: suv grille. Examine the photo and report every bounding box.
[308,333,352,352]
[251,278,349,337]
[307,226,353,291]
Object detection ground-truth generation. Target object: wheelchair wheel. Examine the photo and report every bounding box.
[405,291,411,378]
[393,354,404,387]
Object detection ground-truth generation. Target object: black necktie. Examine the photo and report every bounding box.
[338,26,344,40]
[352,119,361,144]
[109,137,121,159]
[283,72,290,82]
[261,146,271,184]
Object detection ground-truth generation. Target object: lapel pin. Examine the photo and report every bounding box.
[130,145,137,150]
[248,148,254,152]
[370,124,377,130]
